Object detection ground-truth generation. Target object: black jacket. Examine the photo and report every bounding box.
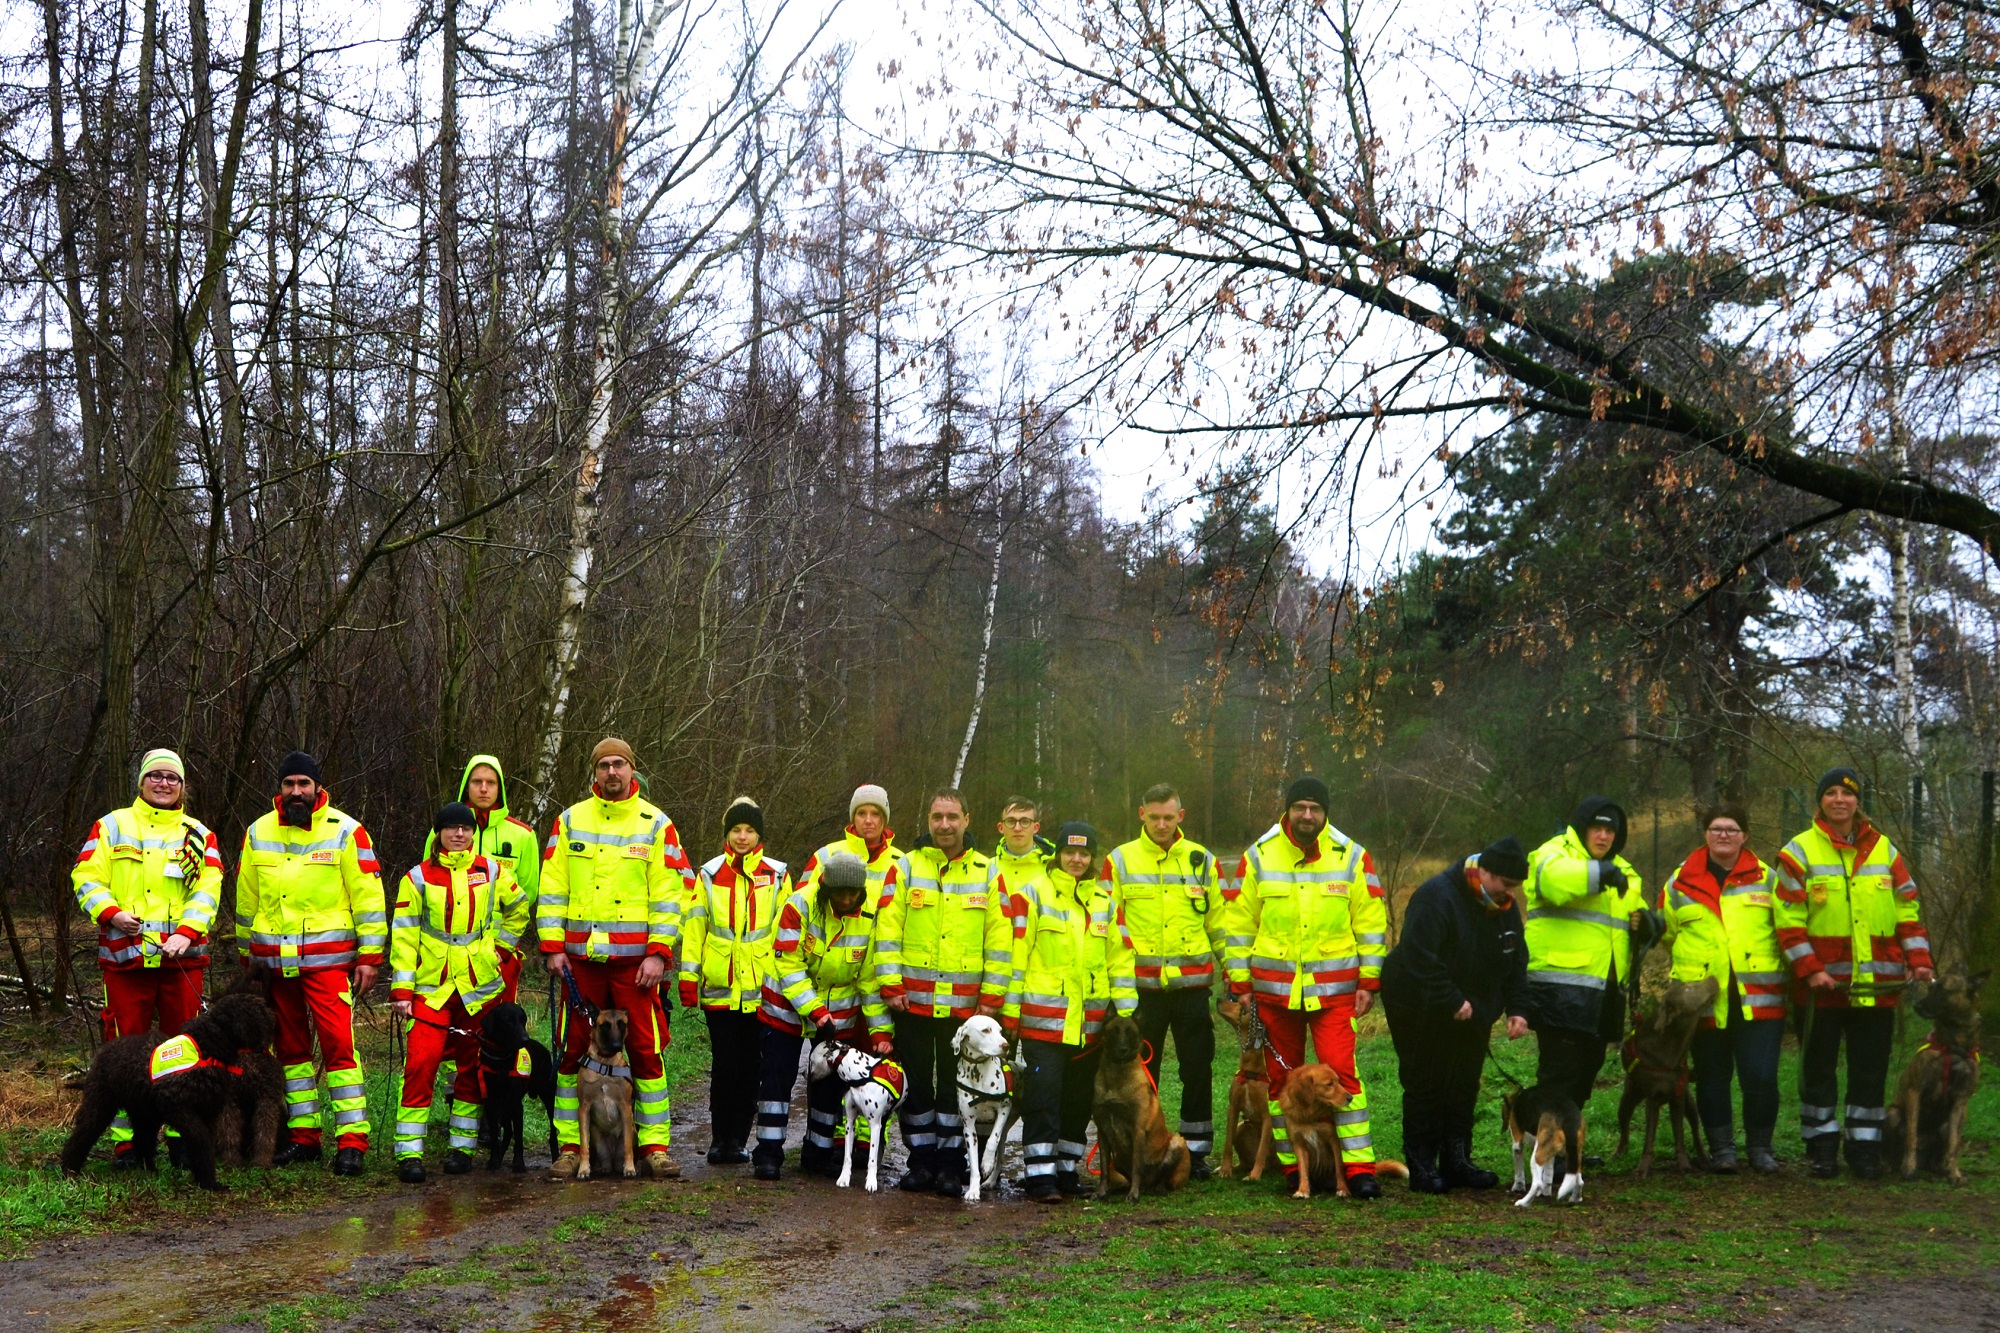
[1381,858,1529,1028]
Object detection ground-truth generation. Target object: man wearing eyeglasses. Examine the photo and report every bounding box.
[993,796,1054,888]
[1659,802,1788,1175]
[70,747,223,1166]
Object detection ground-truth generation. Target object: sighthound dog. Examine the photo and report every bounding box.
[575,1008,635,1181]
[1506,1083,1585,1206]
[61,991,278,1191]
[1890,971,1987,1185]
[1616,976,1719,1176]
[1215,997,1269,1180]
[951,1015,1017,1201]
[1091,1015,1190,1201]
[808,1041,906,1192]
[480,1001,558,1172]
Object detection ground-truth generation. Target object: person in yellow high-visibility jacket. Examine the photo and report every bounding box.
[1002,820,1120,1203]
[797,784,898,905]
[70,747,223,1164]
[388,802,530,1182]
[1102,782,1234,1178]
[877,788,1010,1197]
[1225,775,1387,1199]
[679,796,789,1166]
[1775,767,1932,1180]
[236,750,387,1175]
[537,737,692,1180]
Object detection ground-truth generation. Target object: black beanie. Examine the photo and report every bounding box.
[1818,767,1863,800]
[723,796,764,839]
[277,750,321,786]
[1053,821,1099,856]
[1478,836,1529,882]
[1284,775,1331,810]
[434,802,477,831]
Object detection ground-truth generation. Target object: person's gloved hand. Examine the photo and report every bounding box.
[678,980,700,1009]
[1598,863,1628,891]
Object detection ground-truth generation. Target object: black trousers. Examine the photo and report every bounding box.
[1799,1006,1896,1147]
[1019,1039,1100,1182]
[893,1011,965,1172]
[704,1009,762,1152]
[1690,1014,1784,1148]
[1135,986,1216,1154]
[1535,1027,1607,1111]
[751,1027,853,1168]
[1384,1000,1488,1144]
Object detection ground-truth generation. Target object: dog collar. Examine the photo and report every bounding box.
[580,1055,630,1080]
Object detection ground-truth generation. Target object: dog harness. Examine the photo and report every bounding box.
[580,1054,630,1080]
[1918,1030,1981,1095]
[1619,1032,1690,1102]
[956,1066,1013,1105]
[867,1059,906,1101]
[148,1033,242,1082]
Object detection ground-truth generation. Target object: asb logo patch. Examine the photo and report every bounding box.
[514,1048,532,1078]
[149,1034,200,1082]
[308,849,338,865]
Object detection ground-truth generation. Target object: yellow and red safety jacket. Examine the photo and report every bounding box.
[1001,861,1120,1045]
[236,792,387,974]
[423,754,542,924]
[1775,817,1928,1009]
[681,847,789,1012]
[1226,820,1385,1010]
[759,883,892,1038]
[798,826,899,905]
[1661,847,1787,1028]
[388,850,530,1015]
[72,798,223,971]
[1101,829,1231,994]
[536,786,690,963]
[876,839,1009,1017]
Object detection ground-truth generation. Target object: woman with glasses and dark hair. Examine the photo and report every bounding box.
[1659,802,1787,1174]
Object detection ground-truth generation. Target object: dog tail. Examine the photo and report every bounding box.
[1373,1159,1409,1181]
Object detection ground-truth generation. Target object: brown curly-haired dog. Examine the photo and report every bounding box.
[61,992,277,1190]
[213,1048,286,1169]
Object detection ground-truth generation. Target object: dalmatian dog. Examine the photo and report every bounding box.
[809,1041,907,1192]
[952,1015,1018,1201]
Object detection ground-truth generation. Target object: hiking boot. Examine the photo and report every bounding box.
[444,1150,474,1176]
[397,1158,427,1184]
[1440,1137,1498,1190]
[752,1158,782,1181]
[549,1150,582,1180]
[272,1141,322,1168]
[1847,1141,1884,1181]
[1582,1154,1606,1169]
[933,1166,966,1198]
[1405,1134,1450,1195]
[332,1147,366,1177]
[1345,1169,1381,1200]
[1186,1152,1214,1182]
[644,1150,680,1180]
[1055,1170,1087,1196]
[1806,1136,1840,1180]
[897,1165,937,1193]
[1025,1176,1063,1204]
[1706,1131,1739,1174]
[706,1145,750,1166]
[1748,1144,1781,1174]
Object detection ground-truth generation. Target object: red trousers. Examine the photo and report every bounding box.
[1258,996,1362,1096]
[555,960,666,1079]
[499,952,523,1004]
[101,967,203,1041]
[270,969,367,1150]
[401,995,484,1107]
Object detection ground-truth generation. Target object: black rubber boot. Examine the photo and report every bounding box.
[933,1165,966,1198]
[397,1158,426,1184]
[332,1147,365,1176]
[897,1163,937,1193]
[1055,1170,1086,1196]
[1440,1136,1499,1190]
[1345,1168,1381,1200]
[1806,1135,1840,1179]
[1406,1132,1450,1195]
[1025,1175,1062,1204]
[272,1141,322,1167]
[444,1150,474,1175]
[1186,1152,1213,1182]
[752,1156,782,1181]
[1847,1140,1884,1181]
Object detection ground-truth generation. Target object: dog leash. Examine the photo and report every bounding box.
[560,966,601,1023]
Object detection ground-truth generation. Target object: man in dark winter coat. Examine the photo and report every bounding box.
[1382,837,1532,1193]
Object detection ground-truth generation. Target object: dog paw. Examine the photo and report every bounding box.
[1514,1193,1536,1208]
[622,1167,638,1179]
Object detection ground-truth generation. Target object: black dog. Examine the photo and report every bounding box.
[61,992,278,1191]
[479,1002,556,1172]
[214,1048,287,1169]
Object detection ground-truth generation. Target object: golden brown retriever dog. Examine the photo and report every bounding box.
[1091,1015,1191,1201]
[1215,996,1269,1179]
[1250,1063,1410,1199]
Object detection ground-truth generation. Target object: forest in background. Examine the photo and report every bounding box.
[1,0,1998,1024]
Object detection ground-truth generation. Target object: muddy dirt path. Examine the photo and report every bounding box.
[2,1084,1034,1333]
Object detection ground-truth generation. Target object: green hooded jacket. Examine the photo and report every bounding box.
[423,754,543,934]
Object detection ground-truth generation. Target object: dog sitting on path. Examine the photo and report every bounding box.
[1507,1083,1585,1206]
[1091,1015,1190,1201]
[1616,976,1718,1177]
[575,1008,635,1181]
[1890,972,1986,1185]
[951,1015,1016,1201]
[481,1001,557,1173]
[61,991,278,1191]
[809,1040,906,1193]
[1215,997,1269,1180]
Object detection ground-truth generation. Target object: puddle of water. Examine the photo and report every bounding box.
[39,1177,554,1333]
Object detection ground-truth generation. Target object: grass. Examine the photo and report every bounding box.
[894,1008,2000,1333]
[0,977,714,1256]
